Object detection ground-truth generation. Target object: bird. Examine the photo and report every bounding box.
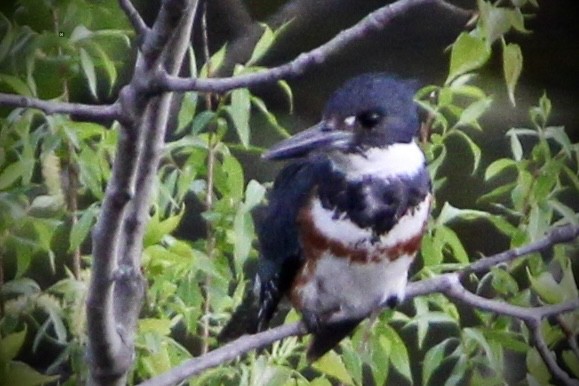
[219,73,432,361]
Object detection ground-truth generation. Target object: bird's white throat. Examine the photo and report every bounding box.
[330,141,425,180]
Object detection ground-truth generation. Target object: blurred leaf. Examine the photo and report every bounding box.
[90,42,117,94]
[139,318,172,336]
[437,225,468,264]
[450,130,481,173]
[69,25,93,44]
[484,158,517,181]
[312,350,353,384]
[0,328,27,362]
[229,86,251,148]
[190,110,215,136]
[382,325,412,382]
[69,203,98,252]
[277,79,294,114]
[490,267,519,295]
[0,74,33,96]
[507,130,524,161]
[526,347,551,384]
[79,48,97,99]
[456,98,492,129]
[200,44,227,78]
[528,270,564,304]
[247,24,274,66]
[446,33,491,84]
[436,202,490,225]
[503,42,523,106]
[3,361,59,386]
[423,338,453,386]
[562,350,579,378]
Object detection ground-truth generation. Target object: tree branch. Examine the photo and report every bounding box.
[0,93,120,121]
[118,0,149,37]
[137,323,307,386]
[137,224,579,386]
[158,0,473,94]
[528,319,579,386]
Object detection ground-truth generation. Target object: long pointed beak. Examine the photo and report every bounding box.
[262,121,353,160]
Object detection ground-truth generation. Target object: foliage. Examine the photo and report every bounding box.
[0,0,577,385]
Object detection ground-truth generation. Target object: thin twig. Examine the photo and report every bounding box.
[158,0,473,93]
[118,0,149,37]
[0,93,120,121]
[137,323,307,386]
[527,319,579,386]
[200,0,216,355]
[462,223,579,277]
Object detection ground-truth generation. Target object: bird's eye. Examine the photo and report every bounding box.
[357,111,382,129]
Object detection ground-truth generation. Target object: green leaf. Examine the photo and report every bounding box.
[423,338,453,386]
[90,42,118,94]
[484,158,517,181]
[382,325,412,382]
[421,233,443,267]
[456,97,492,129]
[244,179,266,210]
[139,318,172,336]
[503,42,523,106]
[0,74,33,96]
[0,328,27,362]
[446,33,491,84]
[199,44,227,78]
[144,206,185,246]
[562,350,579,378]
[490,267,519,295]
[528,270,564,304]
[229,87,251,147]
[247,24,275,65]
[507,130,524,161]
[69,25,93,43]
[437,225,468,264]
[4,361,59,386]
[190,110,215,135]
[0,161,26,189]
[450,130,481,173]
[526,347,551,384]
[233,208,254,265]
[312,350,353,385]
[545,126,572,157]
[482,6,512,43]
[69,204,98,252]
[177,92,198,133]
[79,48,97,98]
[277,79,294,113]
[436,202,490,225]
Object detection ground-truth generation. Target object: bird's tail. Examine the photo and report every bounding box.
[307,318,362,361]
[218,290,260,342]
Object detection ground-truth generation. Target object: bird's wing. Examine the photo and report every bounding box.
[218,158,328,341]
[255,158,329,330]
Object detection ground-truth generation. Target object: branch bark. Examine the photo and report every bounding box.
[137,223,579,386]
[158,0,472,94]
[86,0,199,384]
[0,93,119,121]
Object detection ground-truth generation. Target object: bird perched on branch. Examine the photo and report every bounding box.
[220,73,432,361]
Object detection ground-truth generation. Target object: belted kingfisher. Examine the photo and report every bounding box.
[220,73,432,361]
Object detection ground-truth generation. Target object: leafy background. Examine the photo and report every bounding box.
[0,0,578,385]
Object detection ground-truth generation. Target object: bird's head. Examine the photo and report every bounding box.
[263,73,420,160]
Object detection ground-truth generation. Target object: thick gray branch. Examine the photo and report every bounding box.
[158,0,472,93]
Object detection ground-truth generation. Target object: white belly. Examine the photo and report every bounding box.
[296,253,414,319]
